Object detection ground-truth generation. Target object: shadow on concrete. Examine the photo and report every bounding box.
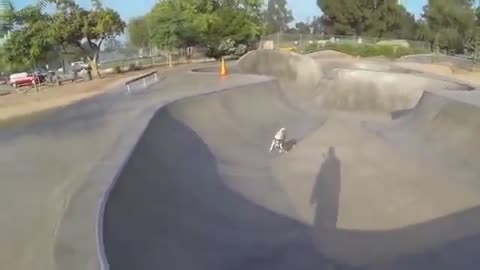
[309,146,343,270]
[284,139,298,152]
[103,108,331,270]
[306,147,480,270]
[104,108,480,270]
[311,147,342,229]
[380,225,480,270]
[103,83,480,270]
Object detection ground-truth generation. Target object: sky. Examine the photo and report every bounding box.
[14,0,427,22]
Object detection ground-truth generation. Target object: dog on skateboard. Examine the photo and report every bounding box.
[269,128,294,153]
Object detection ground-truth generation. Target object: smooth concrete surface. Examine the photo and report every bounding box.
[104,50,480,270]
[0,63,270,270]
[2,51,480,270]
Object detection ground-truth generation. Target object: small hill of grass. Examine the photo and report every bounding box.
[304,43,430,59]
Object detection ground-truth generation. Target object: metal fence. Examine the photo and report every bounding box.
[258,33,480,70]
[259,33,432,52]
[98,46,213,72]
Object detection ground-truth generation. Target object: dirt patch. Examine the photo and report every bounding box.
[0,61,220,123]
[394,62,480,85]
[395,62,455,76]
[0,68,160,121]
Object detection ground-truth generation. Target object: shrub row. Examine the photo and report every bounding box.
[113,63,143,74]
[304,43,429,59]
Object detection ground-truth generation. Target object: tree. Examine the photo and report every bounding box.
[4,4,53,68]
[145,0,263,58]
[421,0,476,52]
[146,0,207,50]
[364,0,417,39]
[0,0,14,36]
[318,0,418,38]
[127,16,150,49]
[317,0,369,35]
[395,7,418,39]
[42,0,126,77]
[103,38,121,52]
[295,22,312,35]
[264,0,294,34]
[464,7,480,56]
[310,16,325,34]
[203,2,264,57]
[416,19,432,42]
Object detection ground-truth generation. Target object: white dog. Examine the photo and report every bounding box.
[269,128,287,153]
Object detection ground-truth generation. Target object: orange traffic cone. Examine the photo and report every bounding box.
[220,57,228,76]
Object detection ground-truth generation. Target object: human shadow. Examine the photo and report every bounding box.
[307,147,480,270]
[311,147,342,229]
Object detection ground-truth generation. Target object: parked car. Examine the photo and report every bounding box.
[9,72,40,88]
[71,61,89,72]
[33,69,49,83]
[0,75,7,85]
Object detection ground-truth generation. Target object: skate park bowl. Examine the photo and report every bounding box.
[103,50,480,270]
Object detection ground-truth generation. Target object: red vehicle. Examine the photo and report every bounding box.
[9,72,41,88]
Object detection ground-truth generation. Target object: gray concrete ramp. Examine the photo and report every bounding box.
[104,51,480,269]
[104,108,329,270]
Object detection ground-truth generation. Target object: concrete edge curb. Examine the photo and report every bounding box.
[95,105,159,270]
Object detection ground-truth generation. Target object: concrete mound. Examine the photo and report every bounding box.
[232,50,473,113]
[375,91,480,170]
[104,50,480,269]
[321,69,473,112]
[235,49,323,88]
[307,50,353,59]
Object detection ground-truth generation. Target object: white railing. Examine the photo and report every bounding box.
[124,71,159,94]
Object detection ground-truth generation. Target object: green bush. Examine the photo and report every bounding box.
[113,65,122,73]
[128,63,141,71]
[304,42,429,59]
[207,39,251,60]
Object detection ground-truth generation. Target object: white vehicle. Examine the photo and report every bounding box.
[71,61,89,72]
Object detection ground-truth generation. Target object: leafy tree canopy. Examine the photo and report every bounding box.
[127,16,150,49]
[141,0,263,57]
[295,22,312,34]
[3,4,52,66]
[318,0,417,38]
[3,0,125,76]
[421,0,476,52]
[264,0,293,34]
[0,0,14,35]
